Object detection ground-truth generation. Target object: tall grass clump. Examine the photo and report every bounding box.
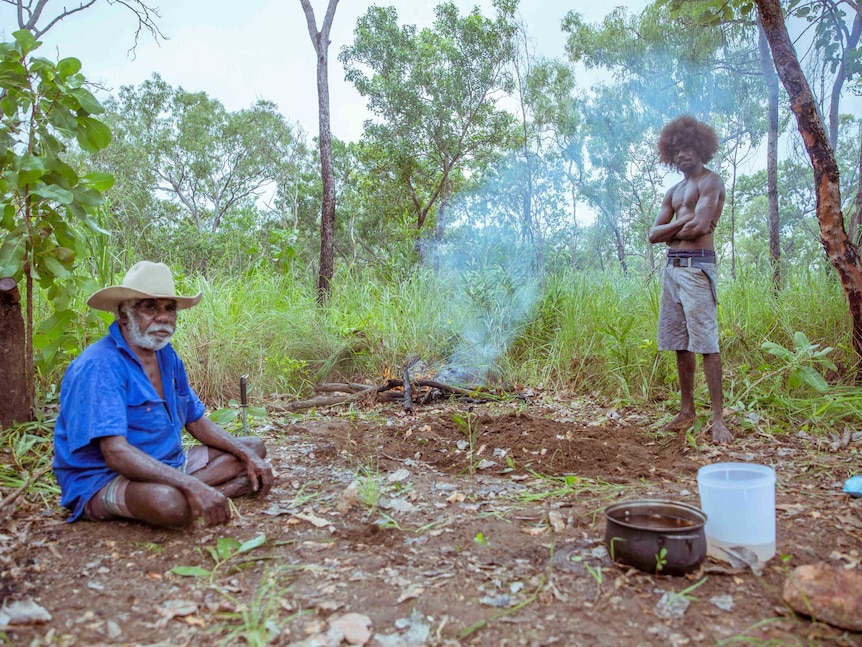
[511,268,671,401]
[177,268,327,404]
[718,264,859,431]
[176,264,468,404]
[323,266,464,378]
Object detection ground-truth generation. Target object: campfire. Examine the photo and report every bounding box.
[282,356,508,412]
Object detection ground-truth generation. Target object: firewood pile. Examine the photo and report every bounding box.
[279,357,505,412]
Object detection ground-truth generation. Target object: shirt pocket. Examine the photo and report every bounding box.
[127,396,171,435]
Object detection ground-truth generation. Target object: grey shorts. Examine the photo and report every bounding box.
[657,263,719,354]
[84,445,211,521]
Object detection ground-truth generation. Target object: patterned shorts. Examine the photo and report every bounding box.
[657,263,719,355]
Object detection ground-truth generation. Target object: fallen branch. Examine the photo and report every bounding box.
[279,376,503,412]
[314,382,386,394]
[415,380,501,401]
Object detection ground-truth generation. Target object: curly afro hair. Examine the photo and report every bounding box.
[657,115,719,166]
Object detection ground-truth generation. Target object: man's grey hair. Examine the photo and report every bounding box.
[116,299,137,319]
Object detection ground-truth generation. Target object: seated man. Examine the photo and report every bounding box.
[53,261,274,527]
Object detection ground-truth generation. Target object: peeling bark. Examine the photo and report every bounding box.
[756,0,862,377]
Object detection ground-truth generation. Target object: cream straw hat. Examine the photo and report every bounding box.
[87,261,202,312]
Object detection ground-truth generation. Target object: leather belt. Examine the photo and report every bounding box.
[667,257,714,267]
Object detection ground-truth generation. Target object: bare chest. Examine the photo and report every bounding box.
[140,356,165,399]
[671,180,701,213]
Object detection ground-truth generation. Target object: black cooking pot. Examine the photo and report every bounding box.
[604,499,707,576]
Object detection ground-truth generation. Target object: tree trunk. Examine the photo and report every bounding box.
[827,11,862,149]
[756,0,862,376]
[851,131,862,246]
[758,19,781,291]
[300,0,339,303]
[0,278,33,427]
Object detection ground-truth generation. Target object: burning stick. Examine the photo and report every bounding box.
[402,356,420,412]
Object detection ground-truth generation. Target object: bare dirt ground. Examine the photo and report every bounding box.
[2,393,861,646]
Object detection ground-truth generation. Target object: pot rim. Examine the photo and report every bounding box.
[604,498,707,531]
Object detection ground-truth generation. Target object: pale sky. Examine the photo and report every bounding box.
[2,0,647,142]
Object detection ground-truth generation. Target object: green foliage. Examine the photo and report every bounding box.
[340,2,518,235]
[171,534,267,583]
[655,546,668,573]
[0,30,116,389]
[101,74,307,237]
[0,30,113,281]
[0,415,59,508]
[209,568,297,647]
[132,261,859,438]
[761,332,837,393]
[453,412,482,473]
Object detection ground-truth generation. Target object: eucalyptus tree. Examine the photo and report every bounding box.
[339,0,518,256]
[756,0,862,373]
[757,15,782,286]
[576,84,668,275]
[523,59,588,267]
[104,74,301,236]
[782,0,861,149]
[664,0,859,285]
[734,161,824,269]
[300,0,339,301]
[506,20,588,274]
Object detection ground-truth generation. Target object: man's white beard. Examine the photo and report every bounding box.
[124,307,175,351]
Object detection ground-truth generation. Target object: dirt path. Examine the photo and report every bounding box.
[2,396,861,646]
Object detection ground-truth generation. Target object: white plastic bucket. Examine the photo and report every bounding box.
[697,462,776,562]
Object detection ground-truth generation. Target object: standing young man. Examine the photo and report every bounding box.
[649,116,733,444]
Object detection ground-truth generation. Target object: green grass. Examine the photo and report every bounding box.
[29,254,859,414]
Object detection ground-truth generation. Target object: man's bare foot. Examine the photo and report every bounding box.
[709,420,733,444]
[663,414,697,431]
[217,475,253,498]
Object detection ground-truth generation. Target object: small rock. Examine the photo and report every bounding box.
[709,595,734,612]
[381,498,415,513]
[396,584,425,604]
[106,619,122,639]
[548,510,566,532]
[655,591,689,619]
[330,612,372,645]
[336,483,359,514]
[0,599,52,628]
[479,594,511,608]
[782,563,862,632]
[387,468,410,483]
[446,491,465,504]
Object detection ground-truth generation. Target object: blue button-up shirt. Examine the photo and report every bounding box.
[53,321,206,520]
